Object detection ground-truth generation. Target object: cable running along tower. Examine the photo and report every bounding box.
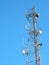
[22,7,42,65]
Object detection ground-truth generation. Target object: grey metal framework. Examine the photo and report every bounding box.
[22,7,42,65]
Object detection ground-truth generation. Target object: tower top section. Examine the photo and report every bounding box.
[26,7,40,23]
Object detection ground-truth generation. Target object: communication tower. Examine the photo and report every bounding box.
[22,6,42,65]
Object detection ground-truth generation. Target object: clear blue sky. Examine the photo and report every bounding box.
[0,0,49,65]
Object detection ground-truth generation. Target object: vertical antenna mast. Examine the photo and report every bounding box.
[22,7,42,65]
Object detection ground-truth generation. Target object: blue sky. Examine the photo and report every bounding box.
[0,0,49,65]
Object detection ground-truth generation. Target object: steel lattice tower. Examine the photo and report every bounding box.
[22,7,42,65]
